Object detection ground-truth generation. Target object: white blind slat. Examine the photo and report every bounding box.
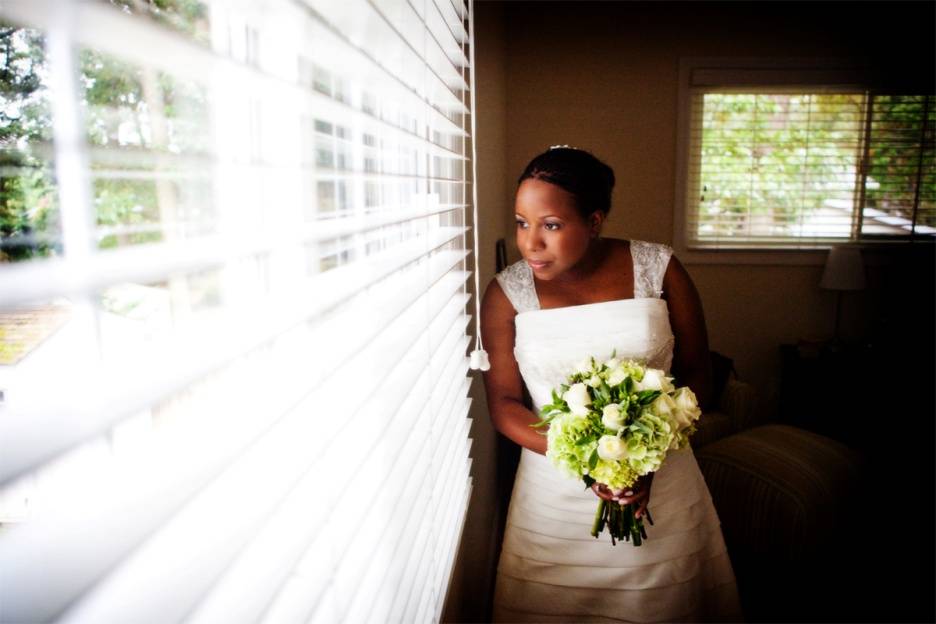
[369,0,468,92]
[339,401,470,619]
[423,0,470,69]
[306,0,466,114]
[3,0,468,145]
[432,0,466,42]
[0,254,469,485]
[0,210,467,309]
[0,280,466,621]
[140,322,467,621]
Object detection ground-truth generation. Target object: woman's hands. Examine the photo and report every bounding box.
[591,473,654,519]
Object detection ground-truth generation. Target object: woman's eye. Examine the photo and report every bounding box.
[545,223,561,231]
[515,220,528,229]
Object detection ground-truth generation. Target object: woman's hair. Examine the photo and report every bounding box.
[517,147,616,219]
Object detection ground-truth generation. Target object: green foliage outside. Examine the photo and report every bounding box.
[1,0,209,263]
[700,93,863,238]
[700,92,935,239]
[0,26,58,261]
[865,96,936,228]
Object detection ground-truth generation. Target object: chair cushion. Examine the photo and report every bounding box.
[695,424,862,561]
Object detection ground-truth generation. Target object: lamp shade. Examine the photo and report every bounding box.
[820,246,866,291]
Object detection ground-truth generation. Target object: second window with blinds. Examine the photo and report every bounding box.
[676,60,935,254]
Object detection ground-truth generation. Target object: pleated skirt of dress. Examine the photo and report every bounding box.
[492,447,743,623]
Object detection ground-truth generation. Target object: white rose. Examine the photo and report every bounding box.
[562,383,592,416]
[672,387,702,430]
[636,369,675,393]
[651,393,678,419]
[574,357,594,375]
[607,366,628,387]
[586,374,602,388]
[601,403,626,431]
[603,357,621,370]
[597,435,629,461]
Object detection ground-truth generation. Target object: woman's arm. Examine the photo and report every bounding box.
[479,279,548,455]
[662,255,714,411]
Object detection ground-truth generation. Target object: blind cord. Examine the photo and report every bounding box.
[466,0,489,372]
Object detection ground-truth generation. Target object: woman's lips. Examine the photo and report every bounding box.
[527,260,551,270]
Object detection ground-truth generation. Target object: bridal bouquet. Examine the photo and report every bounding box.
[532,354,701,546]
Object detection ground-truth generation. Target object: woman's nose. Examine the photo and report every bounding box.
[524,228,545,252]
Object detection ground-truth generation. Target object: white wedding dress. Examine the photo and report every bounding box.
[492,240,742,623]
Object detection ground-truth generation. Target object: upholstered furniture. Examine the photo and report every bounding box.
[695,406,864,622]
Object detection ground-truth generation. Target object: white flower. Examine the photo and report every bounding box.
[597,435,629,461]
[562,383,592,416]
[586,374,602,388]
[603,357,621,370]
[671,387,702,430]
[607,366,629,387]
[601,403,626,431]
[636,368,675,393]
[650,393,678,419]
[574,357,594,375]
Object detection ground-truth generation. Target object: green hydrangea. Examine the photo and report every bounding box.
[589,456,639,491]
[545,412,600,480]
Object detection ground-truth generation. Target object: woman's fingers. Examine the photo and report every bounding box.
[634,497,650,519]
[616,489,647,507]
[591,481,651,509]
[590,483,615,501]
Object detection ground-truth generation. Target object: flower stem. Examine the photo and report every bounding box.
[591,499,606,538]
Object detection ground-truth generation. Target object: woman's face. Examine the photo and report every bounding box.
[514,178,600,281]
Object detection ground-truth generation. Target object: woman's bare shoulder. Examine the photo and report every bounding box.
[482,276,516,320]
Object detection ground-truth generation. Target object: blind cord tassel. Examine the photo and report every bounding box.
[469,348,489,371]
[466,0,489,372]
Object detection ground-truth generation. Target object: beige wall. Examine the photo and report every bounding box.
[444,2,933,621]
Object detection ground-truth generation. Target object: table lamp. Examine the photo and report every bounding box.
[819,245,866,343]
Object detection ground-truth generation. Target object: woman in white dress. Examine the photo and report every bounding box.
[480,147,742,623]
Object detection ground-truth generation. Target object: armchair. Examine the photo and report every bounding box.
[693,381,863,622]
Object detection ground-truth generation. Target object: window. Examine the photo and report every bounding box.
[0,0,475,622]
[676,59,935,254]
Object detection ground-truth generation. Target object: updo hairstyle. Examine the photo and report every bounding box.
[517,147,616,220]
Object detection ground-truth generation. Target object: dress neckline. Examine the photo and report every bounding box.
[529,239,636,313]
[517,296,664,317]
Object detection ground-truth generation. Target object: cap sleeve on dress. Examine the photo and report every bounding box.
[631,240,673,299]
[494,260,540,314]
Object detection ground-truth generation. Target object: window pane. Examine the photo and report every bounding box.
[697,93,864,243]
[862,94,936,238]
[81,49,216,250]
[0,24,60,263]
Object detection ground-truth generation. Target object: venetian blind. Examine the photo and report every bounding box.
[684,66,935,249]
[0,0,475,622]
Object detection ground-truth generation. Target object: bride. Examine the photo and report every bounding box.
[480,147,742,622]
